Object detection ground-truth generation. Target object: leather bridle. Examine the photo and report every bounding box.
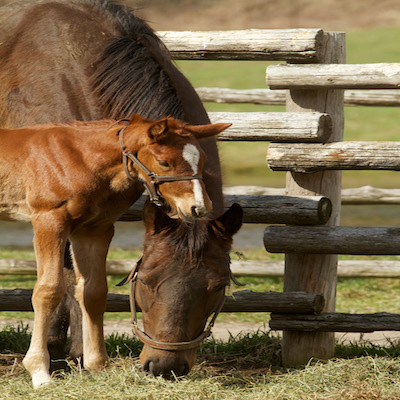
[117,256,229,351]
[111,120,203,207]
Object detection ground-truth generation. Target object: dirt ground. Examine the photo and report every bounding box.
[2,317,400,345]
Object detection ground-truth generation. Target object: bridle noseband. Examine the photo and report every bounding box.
[111,120,203,207]
[117,256,229,352]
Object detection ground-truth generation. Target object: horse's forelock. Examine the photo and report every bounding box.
[159,220,210,266]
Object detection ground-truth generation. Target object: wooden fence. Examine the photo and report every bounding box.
[2,28,400,367]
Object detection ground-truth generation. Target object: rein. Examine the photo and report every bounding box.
[110,120,203,207]
[117,256,229,352]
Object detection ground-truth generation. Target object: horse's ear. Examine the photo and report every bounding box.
[143,200,176,234]
[210,203,243,239]
[148,118,169,141]
[186,123,232,140]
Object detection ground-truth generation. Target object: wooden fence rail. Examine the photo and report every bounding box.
[210,112,332,142]
[267,63,400,89]
[270,312,400,332]
[196,88,400,107]
[224,185,400,205]
[264,226,400,255]
[0,289,324,314]
[2,259,400,278]
[120,193,332,225]
[267,142,400,172]
[158,29,325,61]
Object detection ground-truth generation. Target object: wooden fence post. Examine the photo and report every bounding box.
[282,32,345,366]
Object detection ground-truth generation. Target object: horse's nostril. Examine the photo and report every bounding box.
[143,357,190,378]
[180,360,190,376]
[143,358,152,373]
[191,206,199,217]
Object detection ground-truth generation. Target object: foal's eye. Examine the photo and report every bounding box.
[158,160,170,168]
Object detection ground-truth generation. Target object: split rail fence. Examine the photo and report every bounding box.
[2,28,400,367]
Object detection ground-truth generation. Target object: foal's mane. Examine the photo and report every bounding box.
[86,0,184,121]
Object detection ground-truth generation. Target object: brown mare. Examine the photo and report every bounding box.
[0,114,230,387]
[0,0,241,383]
[131,201,242,377]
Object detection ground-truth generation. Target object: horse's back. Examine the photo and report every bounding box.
[0,0,122,127]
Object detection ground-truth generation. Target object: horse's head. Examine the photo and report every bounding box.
[122,114,231,220]
[133,201,243,378]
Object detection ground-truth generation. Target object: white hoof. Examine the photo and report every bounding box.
[31,371,52,389]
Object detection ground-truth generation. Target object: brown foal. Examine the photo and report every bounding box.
[0,114,230,387]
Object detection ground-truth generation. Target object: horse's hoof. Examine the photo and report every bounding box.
[31,371,52,389]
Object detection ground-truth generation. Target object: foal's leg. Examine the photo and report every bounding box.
[70,225,114,371]
[23,213,68,388]
[47,243,83,367]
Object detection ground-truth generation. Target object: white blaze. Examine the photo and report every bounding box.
[182,143,205,209]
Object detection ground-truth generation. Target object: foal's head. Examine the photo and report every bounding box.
[134,201,243,377]
[121,114,230,220]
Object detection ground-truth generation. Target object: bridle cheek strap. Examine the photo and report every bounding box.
[117,256,226,352]
[129,277,226,352]
[117,124,202,207]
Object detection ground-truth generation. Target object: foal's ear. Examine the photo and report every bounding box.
[148,118,169,141]
[143,201,176,234]
[211,203,243,239]
[186,122,232,140]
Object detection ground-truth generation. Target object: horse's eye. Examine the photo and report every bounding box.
[212,284,226,293]
[138,277,149,288]
[158,160,170,168]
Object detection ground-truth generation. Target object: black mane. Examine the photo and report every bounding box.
[160,219,212,265]
[88,1,184,120]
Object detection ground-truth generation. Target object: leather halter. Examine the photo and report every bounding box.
[112,120,203,207]
[117,256,228,351]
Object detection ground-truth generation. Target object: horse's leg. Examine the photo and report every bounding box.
[47,242,74,370]
[22,212,68,388]
[47,242,84,367]
[70,225,113,371]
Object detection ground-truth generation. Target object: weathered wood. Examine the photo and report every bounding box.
[224,185,400,205]
[232,259,400,279]
[344,90,400,107]
[120,193,332,224]
[270,312,400,332]
[157,29,324,61]
[264,226,400,255]
[282,32,345,367]
[223,290,324,313]
[223,194,331,224]
[197,87,400,107]
[208,112,332,142]
[267,141,400,172]
[0,289,324,314]
[197,87,287,105]
[2,259,400,278]
[267,63,400,89]
[341,185,400,204]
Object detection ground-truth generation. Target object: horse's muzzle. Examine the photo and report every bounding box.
[143,356,190,378]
